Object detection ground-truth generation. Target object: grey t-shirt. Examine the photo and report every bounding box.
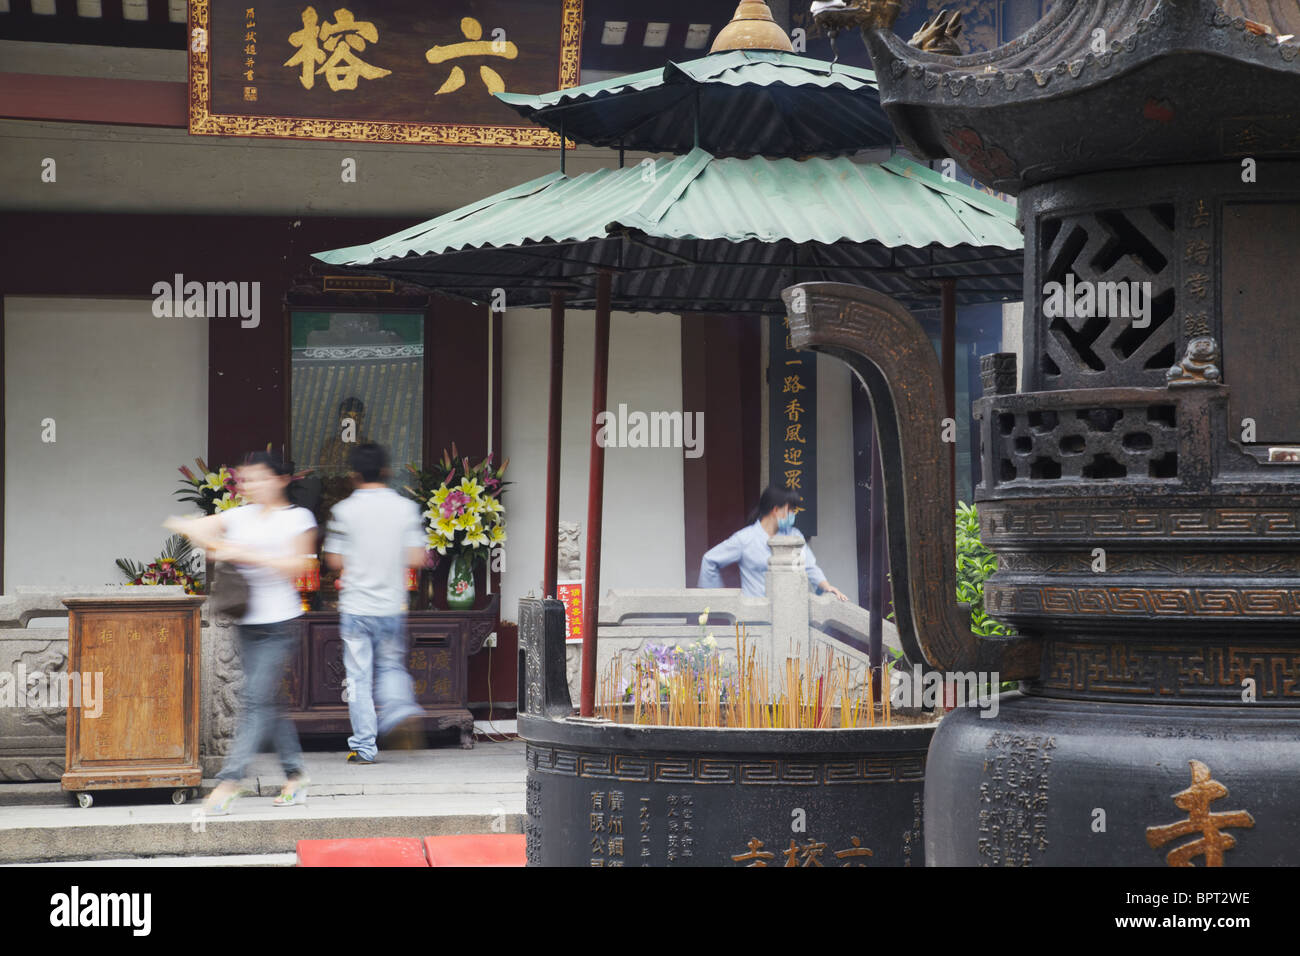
[323,487,425,616]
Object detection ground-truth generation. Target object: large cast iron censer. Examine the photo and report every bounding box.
[518,599,937,867]
[786,0,1300,865]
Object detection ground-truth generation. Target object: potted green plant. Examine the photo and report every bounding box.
[116,534,205,594]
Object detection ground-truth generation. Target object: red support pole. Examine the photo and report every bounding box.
[941,279,957,512]
[580,270,613,717]
[543,290,565,599]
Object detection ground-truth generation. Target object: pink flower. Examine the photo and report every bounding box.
[440,489,472,519]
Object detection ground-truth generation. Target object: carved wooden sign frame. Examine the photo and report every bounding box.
[188,0,582,147]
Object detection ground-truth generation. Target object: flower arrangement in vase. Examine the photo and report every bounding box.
[175,458,246,515]
[405,443,508,610]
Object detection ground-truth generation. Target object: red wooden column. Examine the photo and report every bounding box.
[681,314,761,587]
[580,270,614,716]
[543,290,566,599]
[941,279,957,511]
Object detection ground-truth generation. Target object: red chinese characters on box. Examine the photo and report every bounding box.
[557,582,583,643]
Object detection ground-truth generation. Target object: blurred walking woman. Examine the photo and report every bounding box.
[166,452,317,814]
[698,484,849,600]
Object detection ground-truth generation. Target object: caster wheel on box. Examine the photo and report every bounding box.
[76,793,93,809]
[171,789,189,805]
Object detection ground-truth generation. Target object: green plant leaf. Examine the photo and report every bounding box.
[953,503,1016,638]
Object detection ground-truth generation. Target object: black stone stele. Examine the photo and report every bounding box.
[518,598,936,867]
[784,0,1300,866]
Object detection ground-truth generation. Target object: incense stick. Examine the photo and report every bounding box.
[593,626,906,730]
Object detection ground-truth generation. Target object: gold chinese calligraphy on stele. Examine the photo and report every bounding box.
[427,17,519,96]
[1145,760,1254,867]
[285,7,393,91]
[731,836,873,866]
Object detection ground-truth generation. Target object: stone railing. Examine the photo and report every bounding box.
[0,586,241,782]
[564,536,901,704]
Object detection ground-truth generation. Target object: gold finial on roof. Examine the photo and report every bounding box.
[710,0,794,53]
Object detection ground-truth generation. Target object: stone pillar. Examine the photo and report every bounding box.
[764,534,812,662]
[200,609,243,777]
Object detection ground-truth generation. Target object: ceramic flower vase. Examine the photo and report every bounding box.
[446,552,476,610]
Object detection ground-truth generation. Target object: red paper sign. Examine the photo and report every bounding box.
[294,556,321,592]
[557,581,583,643]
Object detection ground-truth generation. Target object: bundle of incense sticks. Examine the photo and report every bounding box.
[595,624,895,729]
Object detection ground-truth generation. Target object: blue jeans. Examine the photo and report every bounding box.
[340,613,424,760]
[216,621,305,782]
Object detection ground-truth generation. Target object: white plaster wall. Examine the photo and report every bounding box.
[0,41,660,218]
[0,118,656,218]
[0,40,186,82]
[809,352,860,604]
[4,296,208,589]
[500,308,685,623]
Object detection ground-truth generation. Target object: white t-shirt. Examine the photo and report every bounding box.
[220,503,317,625]
[322,487,425,616]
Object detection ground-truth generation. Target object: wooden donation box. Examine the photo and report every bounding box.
[62,594,204,807]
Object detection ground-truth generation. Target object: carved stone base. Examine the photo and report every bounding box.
[0,625,70,782]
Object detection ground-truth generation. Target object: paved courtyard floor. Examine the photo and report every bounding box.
[0,739,526,865]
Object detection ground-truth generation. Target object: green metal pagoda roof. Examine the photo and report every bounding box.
[495,50,894,157]
[314,149,1022,313]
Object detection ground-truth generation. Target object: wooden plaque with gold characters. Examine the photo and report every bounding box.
[61,594,204,805]
[188,0,582,147]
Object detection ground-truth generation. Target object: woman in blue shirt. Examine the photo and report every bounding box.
[697,485,849,600]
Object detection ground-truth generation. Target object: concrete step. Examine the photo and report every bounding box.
[0,776,526,806]
[0,782,64,808]
[0,794,524,864]
[0,743,526,864]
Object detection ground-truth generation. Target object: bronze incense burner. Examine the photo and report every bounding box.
[787,0,1300,865]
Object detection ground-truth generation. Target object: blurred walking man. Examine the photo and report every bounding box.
[323,443,427,762]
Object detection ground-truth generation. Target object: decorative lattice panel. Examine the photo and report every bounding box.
[1039,205,1177,388]
[993,403,1178,484]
